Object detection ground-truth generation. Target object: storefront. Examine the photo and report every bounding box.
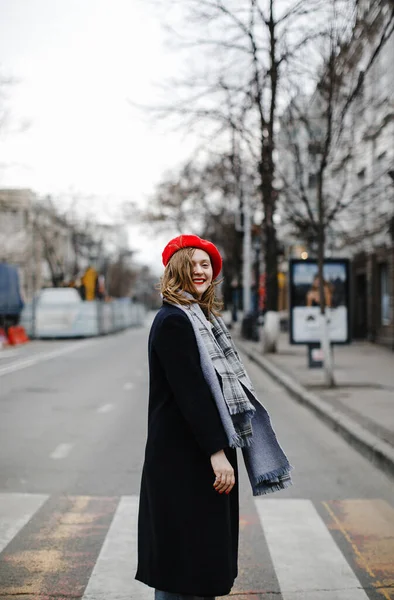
[351,246,394,349]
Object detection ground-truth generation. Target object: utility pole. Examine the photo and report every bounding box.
[232,128,252,318]
[242,191,252,315]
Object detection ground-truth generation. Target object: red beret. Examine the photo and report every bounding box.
[162,234,222,280]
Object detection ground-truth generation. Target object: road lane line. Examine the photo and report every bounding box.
[0,349,20,359]
[255,498,369,599]
[97,403,114,414]
[50,443,74,459]
[0,493,48,553]
[82,495,151,599]
[0,340,97,377]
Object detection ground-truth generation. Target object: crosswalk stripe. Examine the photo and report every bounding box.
[0,495,120,596]
[82,495,150,599]
[1,493,391,599]
[0,493,48,554]
[255,498,370,599]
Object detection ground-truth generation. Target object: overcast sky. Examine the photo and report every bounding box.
[0,0,193,270]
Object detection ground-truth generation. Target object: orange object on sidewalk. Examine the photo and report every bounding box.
[7,325,29,345]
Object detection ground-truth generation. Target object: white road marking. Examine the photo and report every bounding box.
[0,493,48,553]
[255,498,369,599]
[82,495,150,599]
[0,349,20,359]
[123,382,134,391]
[0,340,96,377]
[0,493,377,600]
[97,403,115,414]
[50,443,74,460]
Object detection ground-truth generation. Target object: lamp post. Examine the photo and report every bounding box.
[252,227,262,316]
[240,224,261,341]
[242,190,252,316]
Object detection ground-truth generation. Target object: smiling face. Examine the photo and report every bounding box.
[191,248,213,298]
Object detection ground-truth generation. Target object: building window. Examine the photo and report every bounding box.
[380,263,390,326]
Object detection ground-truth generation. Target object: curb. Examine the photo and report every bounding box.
[237,340,394,481]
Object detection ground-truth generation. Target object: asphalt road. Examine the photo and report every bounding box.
[0,319,393,600]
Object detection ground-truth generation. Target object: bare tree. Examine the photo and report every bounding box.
[144,0,332,349]
[31,196,71,287]
[32,195,108,288]
[133,265,162,309]
[277,0,394,385]
[106,258,137,298]
[138,150,259,305]
[280,0,393,243]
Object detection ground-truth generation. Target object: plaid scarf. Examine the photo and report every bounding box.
[176,298,293,496]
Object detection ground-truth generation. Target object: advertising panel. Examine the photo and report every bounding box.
[289,258,350,345]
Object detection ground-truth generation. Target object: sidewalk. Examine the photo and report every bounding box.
[235,329,394,479]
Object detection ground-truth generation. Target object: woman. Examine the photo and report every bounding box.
[136,234,292,600]
[306,274,332,308]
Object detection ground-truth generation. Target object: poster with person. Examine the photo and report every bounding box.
[289,258,350,344]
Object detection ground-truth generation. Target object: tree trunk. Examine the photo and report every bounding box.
[262,0,279,350]
[317,171,335,387]
[261,145,279,353]
[263,204,278,312]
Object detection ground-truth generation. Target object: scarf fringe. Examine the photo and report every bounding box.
[253,464,294,496]
[228,432,254,449]
[254,477,293,496]
[255,463,294,485]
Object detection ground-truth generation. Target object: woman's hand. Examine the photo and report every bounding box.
[210,449,235,494]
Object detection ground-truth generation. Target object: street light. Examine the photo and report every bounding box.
[252,229,262,315]
[241,225,261,342]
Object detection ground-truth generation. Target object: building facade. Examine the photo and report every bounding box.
[339,3,394,348]
[277,1,394,348]
[0,189,77,300]
[0,188,41,301]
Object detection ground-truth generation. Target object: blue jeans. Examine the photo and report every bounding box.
[155,591,215,600]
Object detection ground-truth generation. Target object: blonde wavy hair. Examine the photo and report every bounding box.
[160,247,223,316]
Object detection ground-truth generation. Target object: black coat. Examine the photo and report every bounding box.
[136,303,239,597]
